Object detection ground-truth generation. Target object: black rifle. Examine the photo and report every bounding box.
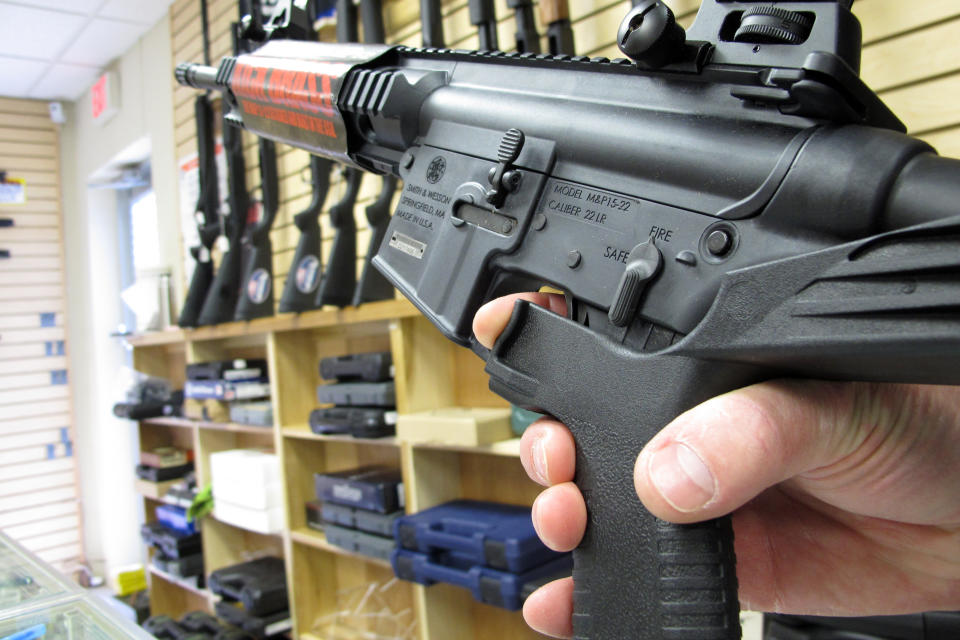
[419,0,444,49]
[468,0,498,51]
[194,18,250,327]
[279,154,333,312]
[177,2,960,636]
[234,134,279,320]
[540,0,574,56]
[352,0,398,306]
[507,0,540,53]
[234,0,317,320]
[177,0,219,328]
[265,0,334,314]
[765,612,960,640]
[314,0,362,307]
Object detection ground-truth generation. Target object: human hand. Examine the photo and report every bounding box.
[473,292,960,639]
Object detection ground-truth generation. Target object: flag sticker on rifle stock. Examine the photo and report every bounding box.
[0,175,26,204]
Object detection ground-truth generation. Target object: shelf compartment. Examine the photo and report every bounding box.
[270,325,393,430]
[148,565,210,600]
[281,437,402,533]
[194,424,274,490]
[289,541,414,639]
[147,565,213,617]
[134,479,183,501]
[403,444,538,514]
[399,442,544,640]
[418,582,545,640]
[200,517,284,577]
[131,342,187,387]
[290,527,391,569]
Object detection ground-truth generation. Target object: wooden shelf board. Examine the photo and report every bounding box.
[135,478,182,500]
[125,328,186,347]
[197,420,273,434]
[281,424,399,447]
[126,299,419,346]
[289,527,392,569]
[140,416,197,429]
[148,565,212,600]
[409,437,523,458]
[142,416,273,435]
[209,513,284,538]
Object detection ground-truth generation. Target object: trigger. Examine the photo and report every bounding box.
[564,292,590,326]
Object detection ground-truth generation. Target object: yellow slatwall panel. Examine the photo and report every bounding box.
[0,97,81,574]
[170,0,960,310]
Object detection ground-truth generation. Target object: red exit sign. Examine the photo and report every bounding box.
[91,72,119,125]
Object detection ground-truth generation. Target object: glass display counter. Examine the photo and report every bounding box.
[0,532,152,640]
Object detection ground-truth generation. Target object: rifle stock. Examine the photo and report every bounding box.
[178,94,221,327]
[540,0,575,56]
[178,0,219,328]
[195,12,255,327]
[419,0,444,48]
[315,168,362,307]
[353,175,398,305]
[507,0,540,53]
[279,155,333,312]
[352,0,398,306]
[196,113,248,326]
[314,0,361,308]
[468,0,498,51]
[234,138,279,320]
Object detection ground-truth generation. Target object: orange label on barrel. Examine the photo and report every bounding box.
[231,59,347,139]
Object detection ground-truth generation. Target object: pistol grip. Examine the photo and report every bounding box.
[486,301,759,640]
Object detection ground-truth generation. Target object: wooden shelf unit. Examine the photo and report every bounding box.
[128,299,546,639]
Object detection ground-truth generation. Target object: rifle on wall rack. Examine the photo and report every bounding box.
[194,5,251,326]
[271,0,335,314]
[278,153,333,312]
[507,0,540,53]
[314,0,363,308]
[540,0,574,56]
[234,0,317,320]
[419,0,445,49]
[177,0,220,328]
[352,0,399,306]
[468,0,498,51]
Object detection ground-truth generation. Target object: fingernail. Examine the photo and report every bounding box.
[648,443,716,512]
[531,497,543,535]
[531,432,549,484]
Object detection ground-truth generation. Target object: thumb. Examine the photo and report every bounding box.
[634,379,857,523]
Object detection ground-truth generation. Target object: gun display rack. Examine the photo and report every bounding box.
[149,0,960,637]
[128,298,550,638]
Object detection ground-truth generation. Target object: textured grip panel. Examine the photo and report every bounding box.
[656,519,738,638]
[564,415,739,640]
[485,301,759,639]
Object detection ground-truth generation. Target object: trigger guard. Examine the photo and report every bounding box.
[484,299,553,412]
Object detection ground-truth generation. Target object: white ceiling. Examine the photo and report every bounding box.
[0,0,175,101]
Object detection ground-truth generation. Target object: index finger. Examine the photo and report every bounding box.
[472,292,567,349]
